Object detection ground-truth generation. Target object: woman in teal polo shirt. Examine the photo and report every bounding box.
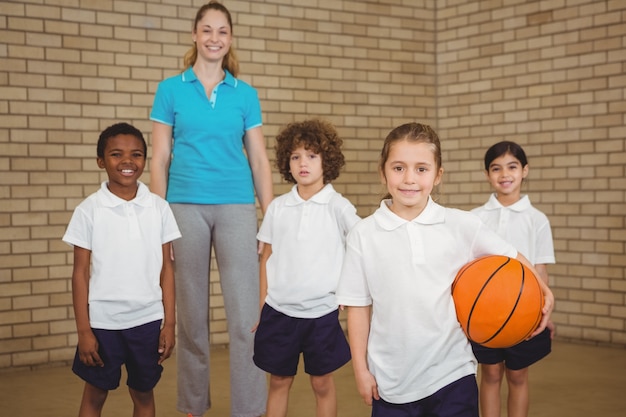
[149,2,273,417]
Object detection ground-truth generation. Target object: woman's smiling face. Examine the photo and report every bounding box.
[192,9,233,64]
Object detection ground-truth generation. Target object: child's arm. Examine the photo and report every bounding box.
[534,263,555,338]
[71,246,103,367]
[158,242,176,364]
[259,243,271,311]
[515,253,554,338]
[252,243,272,332]
[347,305,379,406]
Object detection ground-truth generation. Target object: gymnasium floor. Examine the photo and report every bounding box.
[1,340,624,416]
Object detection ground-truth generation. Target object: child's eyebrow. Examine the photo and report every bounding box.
[106,148,144,153]
[389,160,432,165]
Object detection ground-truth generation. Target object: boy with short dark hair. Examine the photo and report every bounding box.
[63,122,181,417]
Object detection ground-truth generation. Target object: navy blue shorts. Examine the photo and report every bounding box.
[471,327,551,370]
[72,320,163,392]
[372,374,478,417]
[253,304,351,376]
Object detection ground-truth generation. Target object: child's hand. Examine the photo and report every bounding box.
[158,325,175,364]
[250,321,259,333]
[354,368,379,406]
[77,330,104,367]
[529,284,554,338]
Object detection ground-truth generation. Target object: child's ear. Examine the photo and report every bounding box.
[522,164,529,179]
[434,167,444,186]
[97,157,105,169]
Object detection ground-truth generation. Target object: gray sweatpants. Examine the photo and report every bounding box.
[171,203,266,417]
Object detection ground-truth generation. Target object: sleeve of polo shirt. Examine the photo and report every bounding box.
[338,199,361,236]
[535,216,555,265]
[336,228,372,307]
[150,80,175,126]
[243,86,263,131]
[471,218,518,260]
[62,205,93,251]
[160,200,182,244]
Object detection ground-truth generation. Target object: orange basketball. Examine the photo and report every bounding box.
[451,255,544,348]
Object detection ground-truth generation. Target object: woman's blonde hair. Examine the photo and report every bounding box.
[183,1,240,77]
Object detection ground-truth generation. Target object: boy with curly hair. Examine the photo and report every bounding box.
[253,119,360,417]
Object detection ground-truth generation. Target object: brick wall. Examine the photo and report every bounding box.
[436,0,626,346]
[0,0,623,370]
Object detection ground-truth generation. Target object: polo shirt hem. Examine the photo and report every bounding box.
[378,366,476,404]
[89,312,164,331]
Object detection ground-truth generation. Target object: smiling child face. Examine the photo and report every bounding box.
[97,133,146,199]
[382,139,443,220]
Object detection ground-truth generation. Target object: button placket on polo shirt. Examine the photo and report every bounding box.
[125,203,141,240]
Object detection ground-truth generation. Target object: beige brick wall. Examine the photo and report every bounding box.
[437,0,626,346]
[0,0,623,369]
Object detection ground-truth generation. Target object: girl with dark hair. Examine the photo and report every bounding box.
[472,141,555,417]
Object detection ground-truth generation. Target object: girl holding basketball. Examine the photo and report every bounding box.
[471,141,555,417]
[336,123,554,417]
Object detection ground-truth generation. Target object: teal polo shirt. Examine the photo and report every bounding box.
[150,68,262,204]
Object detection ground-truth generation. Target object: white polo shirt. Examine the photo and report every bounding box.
[63,182,181,330]
[336,198,518,404]
[472,194,555,266]
[257,184,360,318]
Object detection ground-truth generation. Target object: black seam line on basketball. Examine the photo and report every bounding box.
[480,260,528,345]
[483,262,526,344]
[467,257,511,339]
